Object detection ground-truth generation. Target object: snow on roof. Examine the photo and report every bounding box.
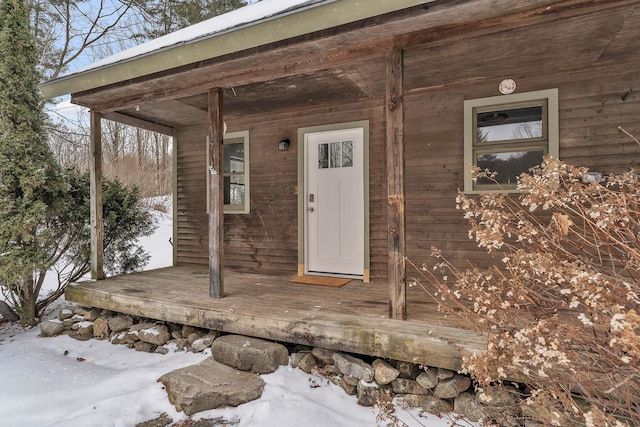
[69,0,328,77]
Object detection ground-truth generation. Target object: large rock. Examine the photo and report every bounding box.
[396,361,421,379]
[190,334,217,353]
[338,378,357,396]
[372,359,399,385]
[311,347,336,365]
[134,341,157,353]
[476,385,519,406]
[73,321,94,336]
[62,314,84,328]
[400,394,453,414]
[58,308,73,321]
[437,368,455,381]
[416,369,439,389]
[73,306,101,321]
[135,412,173,427]
[93,317,110,339]
[40,320,65,337]
[138,325,171,346]
[111,331,128,345]
[356,382,389,407]
[108,315,133,332]
[391,378,428,395]
[211,335,289,374]
[296,353,319,374]
[181,325,204,338]
[333,353,374,382]
[158,357,265,416]
[433,374,471,399]
[454,392,486,422]
[187,332,203,345]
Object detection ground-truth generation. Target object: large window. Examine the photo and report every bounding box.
[207,130,250,214]
[464,89,559,192]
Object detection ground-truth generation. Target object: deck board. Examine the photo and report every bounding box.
[66,266,485,371]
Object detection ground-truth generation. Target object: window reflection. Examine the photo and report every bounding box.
[318,143,329,169]
[318,140,354,169]
[477,106,543,143]
[224,141,245,206]
[476,150,544,185]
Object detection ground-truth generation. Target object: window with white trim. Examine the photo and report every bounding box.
[464,89,559,193]
[206,130,250,213]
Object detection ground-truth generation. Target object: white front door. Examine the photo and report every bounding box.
[305,128,364,276]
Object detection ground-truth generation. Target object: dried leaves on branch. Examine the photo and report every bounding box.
[416,152,640,426]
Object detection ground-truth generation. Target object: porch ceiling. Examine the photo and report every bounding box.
[112,63,385,129]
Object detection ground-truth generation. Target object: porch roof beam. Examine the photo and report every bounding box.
[101,112,174,136]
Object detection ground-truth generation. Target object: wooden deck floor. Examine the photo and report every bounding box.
[65,266,486,371]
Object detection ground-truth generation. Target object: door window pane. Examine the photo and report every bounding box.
[330,141,342,168]
[341,141,353,167]
[318,143,329,169]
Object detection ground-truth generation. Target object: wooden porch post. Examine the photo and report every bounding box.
[208,88,225,298]
[89,110,105,280]
[386,43,406,320]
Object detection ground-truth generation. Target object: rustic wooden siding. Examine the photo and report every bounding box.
[402,3,640,271]
[175,99,388,278]
[175,2,640,281]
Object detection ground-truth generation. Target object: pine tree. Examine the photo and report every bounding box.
[0,0,65,326]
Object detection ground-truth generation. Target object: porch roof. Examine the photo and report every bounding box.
[39,0,434,100]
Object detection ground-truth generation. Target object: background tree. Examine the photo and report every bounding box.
[35,1,252,198]
[135,0,249,39]
[30,0,138,80]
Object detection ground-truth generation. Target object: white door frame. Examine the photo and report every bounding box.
[297,121,370,281]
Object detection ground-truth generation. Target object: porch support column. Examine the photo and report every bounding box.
[386,43,406,320]
[208,88,225,298]
[89,110,105,280]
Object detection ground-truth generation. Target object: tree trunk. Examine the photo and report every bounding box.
[20,275,38,327]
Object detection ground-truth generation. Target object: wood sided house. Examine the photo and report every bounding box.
[40,0,640,370]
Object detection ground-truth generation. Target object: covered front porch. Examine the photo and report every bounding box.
[66,267,485,371]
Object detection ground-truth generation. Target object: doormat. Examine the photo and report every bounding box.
[289,275,351,287]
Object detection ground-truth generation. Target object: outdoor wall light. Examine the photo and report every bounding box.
[278,138,291,152]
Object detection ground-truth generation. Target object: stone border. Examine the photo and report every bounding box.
[41,306,533,426]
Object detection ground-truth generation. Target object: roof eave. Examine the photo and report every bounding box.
[39,0,433,100]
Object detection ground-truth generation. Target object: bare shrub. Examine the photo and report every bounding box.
[416,148,640,425]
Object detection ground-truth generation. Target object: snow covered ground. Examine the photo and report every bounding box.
[0,200,470,427]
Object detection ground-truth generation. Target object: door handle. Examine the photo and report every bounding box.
[307,207,315,212]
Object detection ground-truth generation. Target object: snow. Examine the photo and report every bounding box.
[69,0,325,77]
[0,198,469,427]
